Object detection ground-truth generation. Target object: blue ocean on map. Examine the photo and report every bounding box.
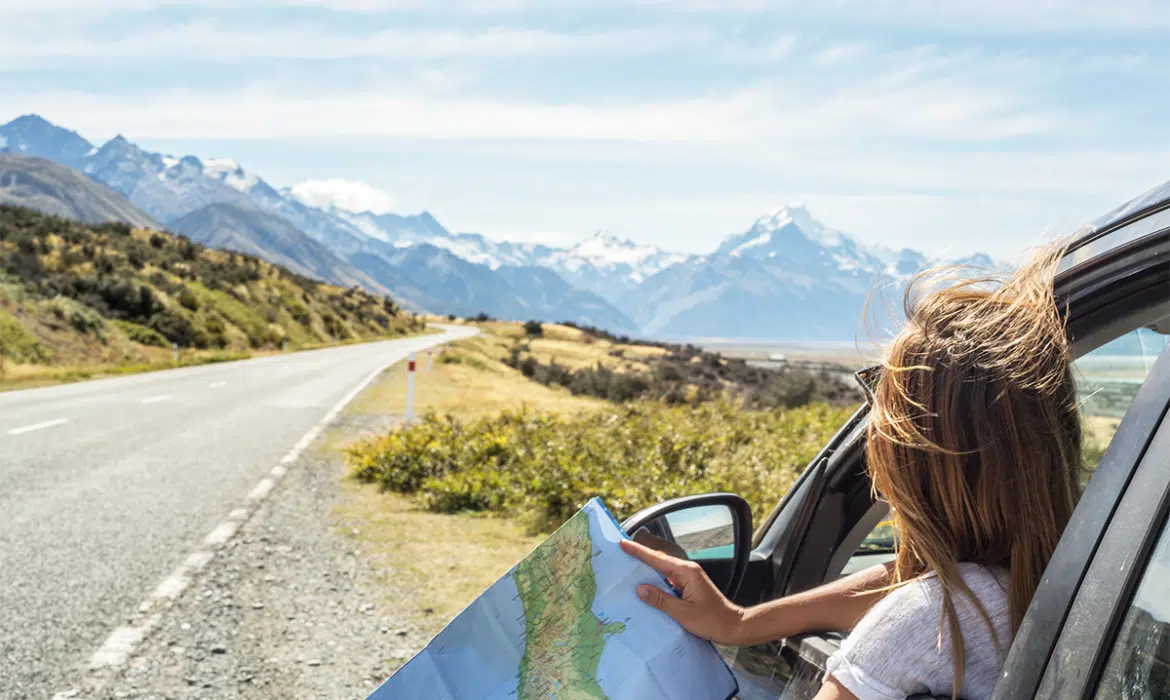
[367,498,735,700]
[586,501,738,699]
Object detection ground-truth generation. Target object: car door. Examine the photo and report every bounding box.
[722,188,1170,699]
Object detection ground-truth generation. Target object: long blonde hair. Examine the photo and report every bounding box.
[866,244,1082,697]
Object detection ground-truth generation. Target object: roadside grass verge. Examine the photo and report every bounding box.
[0,349,251,391]
[338,481,541,628]
[0,328,435,392]
[345,329,608,420]
[335,321,856,633]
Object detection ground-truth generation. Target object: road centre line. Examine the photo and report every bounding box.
[209,381,226,388]
[139,395,170,404]
[82,344,438,680]
[7,418,69,436]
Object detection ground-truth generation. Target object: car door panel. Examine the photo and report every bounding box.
[994,346,1170,700]
[1033,399,1170,699]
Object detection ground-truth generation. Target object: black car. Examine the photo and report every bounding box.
[622,181,1170,700]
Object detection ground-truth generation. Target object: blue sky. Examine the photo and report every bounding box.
[1,1,1167,259]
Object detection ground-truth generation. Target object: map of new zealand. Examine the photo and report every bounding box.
[368,498,738,700]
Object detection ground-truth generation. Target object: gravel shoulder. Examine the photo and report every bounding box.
[90,412,429,700]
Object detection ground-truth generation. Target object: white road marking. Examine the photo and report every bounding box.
[7,418,68,436]
[209,381,226,388]
[81,341,444,678]
[140,395,170,404]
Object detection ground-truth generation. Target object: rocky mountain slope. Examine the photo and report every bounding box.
[0,154,159,229]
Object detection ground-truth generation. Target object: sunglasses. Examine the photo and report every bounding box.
[854,365,882,406]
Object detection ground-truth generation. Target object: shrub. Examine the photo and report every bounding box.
[112,319,169,347]
[45,296,106,334]
[349,401,853,529]
[473,312,493,322]
[0,310,51,363]
[178,288,200,311]
[523,320,544,337]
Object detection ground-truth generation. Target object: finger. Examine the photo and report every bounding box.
[633,530,671,553]
[620,539,687,578]
[637,584,686,619]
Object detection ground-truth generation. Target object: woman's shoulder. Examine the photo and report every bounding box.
[825,564,1012,700]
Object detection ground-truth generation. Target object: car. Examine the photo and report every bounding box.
[621,180,1170,700]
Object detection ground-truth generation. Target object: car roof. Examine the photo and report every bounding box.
[1060,179,1170,275]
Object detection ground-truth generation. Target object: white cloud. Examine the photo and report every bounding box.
[2,40,1085,146]
[812,41,869,64]
[2,0,1166,33]
[289,179,397,213]
[0,22,700,64]
[3,87,778,142]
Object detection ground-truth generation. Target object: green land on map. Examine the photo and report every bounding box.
[513,509,627,699]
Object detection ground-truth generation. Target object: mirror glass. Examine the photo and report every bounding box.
[633,504,736,561]
[667,505,736,561]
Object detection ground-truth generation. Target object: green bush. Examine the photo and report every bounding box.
[0,310,51,363]
[112,319,169,347]
[523,320,544,337]
[178,288,200,311]
[45,296,106,334]
[348,401,854,530]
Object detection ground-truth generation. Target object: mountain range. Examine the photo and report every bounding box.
[0,114,998,340]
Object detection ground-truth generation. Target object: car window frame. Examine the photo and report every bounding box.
[1035,365,1170,699]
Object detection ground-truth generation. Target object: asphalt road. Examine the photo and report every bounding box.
[0,325,475,698]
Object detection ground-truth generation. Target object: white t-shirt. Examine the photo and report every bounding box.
[825,563,1012,700]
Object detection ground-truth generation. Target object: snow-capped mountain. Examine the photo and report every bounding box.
[0,114,93,167]
[537,232,690,304]
[325,209,687,304]
[630,204,1006,339]
[0,114,641,330]
[2,113,1002,340]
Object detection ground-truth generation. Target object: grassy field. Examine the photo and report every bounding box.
[334,322,685,627]
[345,323,658,419]
[335,321,853,630]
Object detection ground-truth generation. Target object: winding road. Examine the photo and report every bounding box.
[0,325,475,698]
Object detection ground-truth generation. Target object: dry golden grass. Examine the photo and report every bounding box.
[337,480,541,627]
[347,327,607,420]
[335,322,615,628]
[0,348,257,391]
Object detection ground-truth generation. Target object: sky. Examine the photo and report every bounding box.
[1,1,1167,259]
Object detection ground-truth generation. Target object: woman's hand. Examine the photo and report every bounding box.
[619,538,746,646]
[631,528,690,561]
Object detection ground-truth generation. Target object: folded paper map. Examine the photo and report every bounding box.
[367,497,738,699]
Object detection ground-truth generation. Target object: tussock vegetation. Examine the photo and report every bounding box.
[504,337,859,409]
[347,321,859,531]
[0,205,424,380]
[349,401,854,531]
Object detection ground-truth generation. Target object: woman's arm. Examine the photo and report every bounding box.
[620,539,894,646]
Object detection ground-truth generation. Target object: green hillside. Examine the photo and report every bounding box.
[0,205,424,385]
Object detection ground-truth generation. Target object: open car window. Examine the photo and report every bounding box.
[839,325,1170,578]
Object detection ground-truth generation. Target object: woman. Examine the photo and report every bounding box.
[621,244,1083,700]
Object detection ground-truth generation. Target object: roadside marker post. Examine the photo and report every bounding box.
[406,353,416,423]
[172,342,179,365]
[426,350,433,372]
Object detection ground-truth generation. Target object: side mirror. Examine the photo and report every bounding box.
[621,493,753,599]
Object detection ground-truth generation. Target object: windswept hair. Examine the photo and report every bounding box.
[866,243,1082,698]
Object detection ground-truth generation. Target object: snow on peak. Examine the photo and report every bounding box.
[557,231,686,282]
[203,157,240,173]
[289,179,396,215]
[749,203,843,247]
[202,156,259,193]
